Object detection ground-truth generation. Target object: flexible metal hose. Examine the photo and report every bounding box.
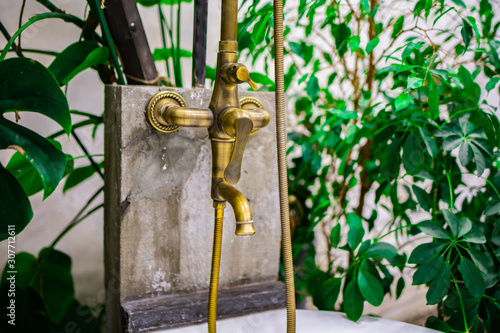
[208,201,226,333]
[273,0,297,331]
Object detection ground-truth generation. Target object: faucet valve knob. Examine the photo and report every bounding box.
[221,63,257,90]
[235,67,257,90]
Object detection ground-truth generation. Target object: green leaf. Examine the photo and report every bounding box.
[486,77,500,92]
[470,143,486,176]
[394,93,412,112]
[461,18,473,54]
[358,269,384,306]
[366,37,379,54]
[458,257,485,298]
[306,76,320,101]
[0,58,70,134]
[402,42,423,61]
[312,278,341,310]
[419,128,437,158]
[462,229,486,243]
[349,35,360,53]
[330,223,341,248]
[0,118,66,198]
[458,142,472,167]
[6,152,43,197]
[38,248,75,324]
[48,41,109,85]
[426,261,451,305]
[413,255,444,285]
[443,210,460,237]
[425,316,453,332]
[403,133,424,175]
[364,242,397,259]
[63,162,102,192]
[467,248,491,274]
[409,242,445,264]
[484,200,500,216]
[249,72,275,87]
[418,221,449,239]
[396,276,405,299]
[392,16,405,38]
[412,185,432,211]
[343,278,364,321]
[153,48,192,61]
[347,213,365,250]
[451,0,466,7]
[331,23,351,58]
[360,0,370,13]
[407,77,424,90]
[0,164,33,241]
[1,252,37,289]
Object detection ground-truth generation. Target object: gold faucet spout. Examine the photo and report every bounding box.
[215,181,255,236]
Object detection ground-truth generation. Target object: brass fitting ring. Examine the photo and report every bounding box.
[239,97,264,110]
[147,91,187,133]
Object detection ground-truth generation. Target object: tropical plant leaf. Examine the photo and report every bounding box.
[347,213,364,250]
[49,41,109,85]
[0,252,37,289]
[38,248,75,324]
[418,221,449,239]
[412,185,432,211]
[0,58,70,133]
[152,48,193,61]
[458,257,485,298]
[0,118,66,198]
[358,269,384,306]
[408,242,445,264]
[343,278,364,321]
[330,223,341,248]
[312,278,341,310]
[426,261,451,305]
[484,202,499,218]
[412,255,444,285]
[364,242,397,259]
[0,164,33,241]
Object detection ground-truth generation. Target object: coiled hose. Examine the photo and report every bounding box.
[273,0,297,331]
[208,201,225,332]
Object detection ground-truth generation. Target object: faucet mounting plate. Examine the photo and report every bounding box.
[147,91,187,133]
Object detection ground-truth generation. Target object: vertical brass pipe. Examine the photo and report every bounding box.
[208,201,226,333]
[273,0,297,331]
[220,0,238,41]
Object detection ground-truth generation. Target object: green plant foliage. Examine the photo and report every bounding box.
[0,3,113,330]
[0,165,33,241]
[239,0,500,329]
[49,41,109,85]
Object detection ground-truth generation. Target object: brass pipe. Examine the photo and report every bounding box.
[162,105,213,127]
[273,0,297,330]
[216,181,255,235]
[208,201,226,333]
[220,0,237,41]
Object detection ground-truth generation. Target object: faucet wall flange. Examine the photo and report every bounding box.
[147,91,187,133]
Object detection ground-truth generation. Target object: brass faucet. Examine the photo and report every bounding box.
[146,42,269,236]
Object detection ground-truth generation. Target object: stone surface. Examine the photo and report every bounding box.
[122,282,285,332]
[159,309,439,333]
[104,86,281,332]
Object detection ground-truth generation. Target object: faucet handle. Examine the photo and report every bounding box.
[224,117,253,185]
[220,63,257,90]
[235,67,258,90]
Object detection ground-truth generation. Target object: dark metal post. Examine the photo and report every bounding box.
[192,0,208,88]
[103,0,159,85]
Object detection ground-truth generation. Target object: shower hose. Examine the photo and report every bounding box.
[207,0,296,330]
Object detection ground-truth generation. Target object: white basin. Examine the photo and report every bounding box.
[157,309,438,333]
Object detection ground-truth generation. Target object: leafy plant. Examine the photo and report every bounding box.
[0,1,118,331]
[240,0,500,331]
